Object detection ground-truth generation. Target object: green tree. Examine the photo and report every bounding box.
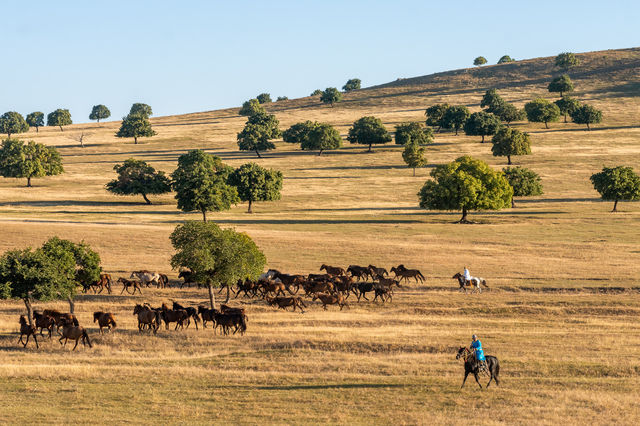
[129,103,153,118]
[310,89,323,96]
[0,139,64,187]
[320,87,342,107]
[493,102,525,126]
[402,142,427,176]
[555,52,579,72]
[106,158,172,204]
[237,112,281,158]
[548,74,574,97]
[347,116,392,152]
[590,166,640,212]
[570,104,603,130]
[256,93,272,104]
[47,109,72,131]
[116,114,156,144]
[425,104,450,132]
[473,56,487,66]
[463,111,501,143]
[418,156,512,223]
[342,78,361,92]
[441,105,470,135]
[480,89,504,113]
[239,99,265,116]
[276,96,288,101]
[302,122,342,155]
[555,97,581,123]
[395,122,433,145]
[170,221,266,308]
[498,55,514,64]
[171,150,239,222]
[89,104,111,122]
[0,112,29,138]
[228,162,283,213]
[26,112,44,133]
[491,127,531,165]
[524,98,561,128]
[282,121,315,144]
[503,166,543,207]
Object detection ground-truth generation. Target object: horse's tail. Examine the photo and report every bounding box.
[110,317,117,329]
[481,279,489,288]
[494,359,500,384]
[83,330,92,348]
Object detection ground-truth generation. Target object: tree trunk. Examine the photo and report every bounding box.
[207,283,216,310]
[459,207,469,223]
[67,296,75,314]
[507,155,512,165]
[412,167,416,177]
[612,199,618,212]
[564,114,568,123]
[511,198,516,208]
[560,91,563,97]
[23,297,34,327]
[544,121,549,129]
[97,119,100,123]
[255,148,262,158]
[247,199,253,213]
[27,176,32,187]
[318,149,323,156]
[134,136,138,144]
[7,132,11,139]
[202,209,207,222]
[59,126,63,132]
[436,126,441,133]
[481,135,485,143]
[142,193,152,205]
[224,285,230,303]
[455,127,459,136]
[36,126,39,133]
[368,143,372,152]
[586,122,591,131]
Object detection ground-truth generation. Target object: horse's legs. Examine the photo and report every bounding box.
[473,373,482,389]
[72,338,79,351]
[120,286,126,295]
[486,373,493,388]
[33,334,38,349]
[59,335,65,345]
[461,371,469,388]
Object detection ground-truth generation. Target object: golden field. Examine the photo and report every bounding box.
[0,48,639,424]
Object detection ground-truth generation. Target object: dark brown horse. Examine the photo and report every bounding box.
[391,265,425,284]
[320,264,346,276]
[59,317,92,350]
[93,311,117,334]
[118,277,142,295]
[33,311,55,338]
[133,304,159,333]
[456,347,500,389]
[18,316,39,349]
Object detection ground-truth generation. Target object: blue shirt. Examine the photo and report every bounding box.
[471,340,485,361]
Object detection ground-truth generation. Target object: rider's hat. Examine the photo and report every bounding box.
[472,334,477,339]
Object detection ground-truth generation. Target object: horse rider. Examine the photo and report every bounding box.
[470,334,488,373]
[463,266,472,285]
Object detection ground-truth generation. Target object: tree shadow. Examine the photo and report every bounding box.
[0,200,154,207]
[257,383,406,391]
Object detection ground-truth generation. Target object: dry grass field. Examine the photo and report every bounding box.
[1,48,639,424]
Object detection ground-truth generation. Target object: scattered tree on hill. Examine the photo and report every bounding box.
[402,142,427,176]
[47,109,72,131]
[590,166,640,212]
[302,122,342,155]
[555,52,579,72]
[129,103,153,118]
[524,98,560,128]
[503,166,543,207]
[106,158,172,204]
[0,139,64,187]
[276,96,288,101]
[171,150,238,222]
[425,104,450,132]
[320,87,342,107]
[548,74,574,97]
[395,122,433,145]
[282,121,315,144]
[89,104,111,123]
[494,102,526,126]
[441,105,470,135]
[473,56,487,66]
[116,113,156,144]
[570,104,603,130]
[342,78,361,92]
[347,116,392,152]
[228,162,283,213]
[26,112,44,133]
[463,111,501,143]
[481,89,504,113]
[498,55,515,64]
[491,127,531,165]
[555,97,581,123]
[311,89,323,96]
[237,112,281,158]
[418,156,512,223]
[256,93,272,104]
[239,99,265,116]
[170,221,266,309]
[0,112,29,138]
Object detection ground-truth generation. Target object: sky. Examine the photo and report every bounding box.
[2,0,639,122]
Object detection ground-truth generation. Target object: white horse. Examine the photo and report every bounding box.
[131,270,161,288]
[453,273,489,294]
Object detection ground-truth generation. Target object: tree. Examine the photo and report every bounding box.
[524,98,560,128]
[347,116,392,152]
[116,113,156,144]
[171,150,239,222]
[276,96,288,101]
[129,103,153,118]
[237,112,281,158]
[503,167,543,207]
[493,102,525,126]
[395,122,433,145]
[590,166,640,212]
[106,158,172,204]
[89,104,111,123]
[0,139,64,187]
[26,112,44,133]
[228,162,283,213]
[555,97,581,123]
[570,104,603,130]
[282,121,315,144]
[302,122,342,155]
[548,74,574,97]
[256,93,272,104]
[47,109,72,131]
[491,127,531,165]
[320,87,342,107]
[498,55,514,64]
[310,89,323,96]
[343,78,361,92]
[555,52,579,72]
[402,142,427,176]
[239,99,265,116]
[418,156,512,223]
[441,105,470,135]
[480,89,504,113]
[425,104,450,132]
[0,112,29,138]
[463,111,501,143]
[170,221,266,309]
[474,56,487,66]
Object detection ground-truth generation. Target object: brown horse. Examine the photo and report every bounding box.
[320,264,346,276]
[43,309,79,334]
[119,277,142,295]
[18,316,39,349]
[95,273,113,294]
[312,292,348,310]
[391,265,425,284]
[59,317,92,350]
[133,304,159,333]
[266,296,307,313]
[32,311,55,338]
[452,273,488,294]
[93,311,117,334]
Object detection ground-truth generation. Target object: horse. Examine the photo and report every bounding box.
[18,316,39,349]
[266,296,307,313]
[118,277,142,295]
[178,270,198,288]
[320,264,346,276]
[391,265,425,284]
[43,309,78,334]
[131,271,161,288]
[456,347,500,389]
[94,273,113,294]
[160,303,189,330]
[133,304,159,333]
[172,301,200,330]
[368,265,388,277]
[93,311,117,334]
[452,273,488,294]
[59,317,92,350]
[347,265,371,281]
[32,311,55,338]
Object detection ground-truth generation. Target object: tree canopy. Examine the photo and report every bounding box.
[570,104,603,130]
[239,99,266,116]
[47,109,72,131]
[171,150,238,222]
[129,103,153,118]
[320,87,342,107]
[503,166,543,207]
[237,112,281,157]
[282,121,315,144]
[590,166,640,212]
[395,122,433,145]
[441,105,470,135]
[402,142,427,176]
[0,112,29,138]
[418,156,512,223]
[302,122,342,155]
[548,74,574,97]
[463,111,501,143]
[116,114,156,144]
[555,52,580,72]
[480,89,504,113]
[494,102,525,126]
[555,97,581,123]
[0,139,64,187]
[425,104,450,132]
[40,237,101,293]
[524,98,561,128]
[498,55,514,64]
[276,96,288,101]
[347,116,392,152]
[310,89,323,96]
[89,104,111,122]
[228,162,283,213]
[473,56,487,66]
[342,78,361,92]
[106,158,172,204]
[256,93,272,104]
[491,127,531,165]
[26,112,44,133]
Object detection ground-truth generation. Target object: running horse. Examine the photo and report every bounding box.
[452,272,488,294]
[456,347,500,389]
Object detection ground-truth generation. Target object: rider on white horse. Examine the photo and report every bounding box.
[463,266,473,285]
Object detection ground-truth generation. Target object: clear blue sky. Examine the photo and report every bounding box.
[2,0,638,122]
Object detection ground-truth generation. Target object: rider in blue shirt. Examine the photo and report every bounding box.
[470,334,485,362]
